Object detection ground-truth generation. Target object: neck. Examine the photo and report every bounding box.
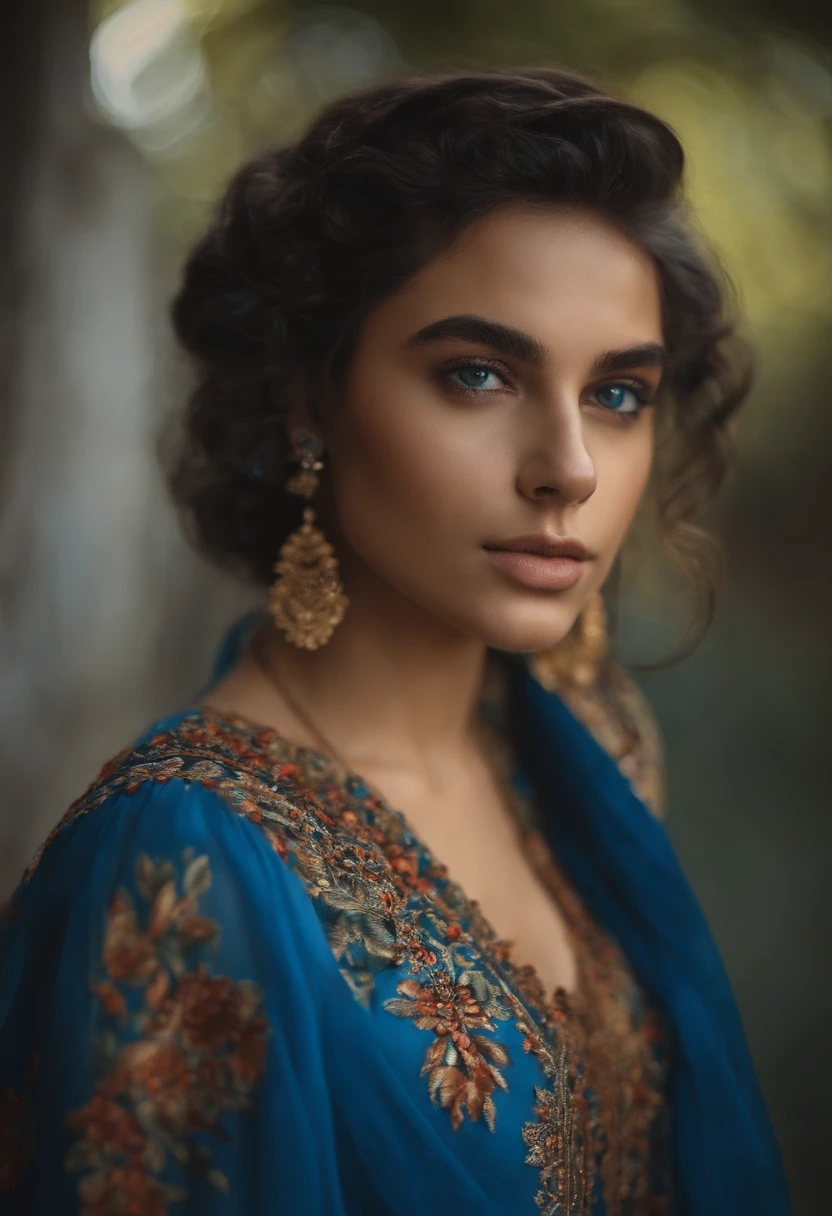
[248,556,490,785]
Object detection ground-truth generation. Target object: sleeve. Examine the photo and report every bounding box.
[0,778,350,1215]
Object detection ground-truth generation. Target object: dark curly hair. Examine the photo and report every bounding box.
[166,66,752,664]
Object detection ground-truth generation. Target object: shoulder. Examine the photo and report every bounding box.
[0,713,343,1211]
[14,709,318,903]
[2,711,346,997]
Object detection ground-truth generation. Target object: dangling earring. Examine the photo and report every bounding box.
[267,426,349,650]
[529,591,609,691]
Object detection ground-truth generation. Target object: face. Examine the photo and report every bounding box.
[312,203,664,653]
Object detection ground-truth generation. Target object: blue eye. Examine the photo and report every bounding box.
[437,359,654,416]
[593,383,648,416]
[448,364,506,393]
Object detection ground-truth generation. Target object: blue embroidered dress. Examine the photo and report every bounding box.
[0,613,790,1215]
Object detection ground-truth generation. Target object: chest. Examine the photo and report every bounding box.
[352,751,581,1003]
[279,763,670,1216]
[393,790,581,1002]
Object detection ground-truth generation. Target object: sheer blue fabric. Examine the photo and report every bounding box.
[0,610,790,1214]
[506,659,791,1214]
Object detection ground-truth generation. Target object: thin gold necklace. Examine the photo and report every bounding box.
[247,628,510,809]
[248,628,354,777]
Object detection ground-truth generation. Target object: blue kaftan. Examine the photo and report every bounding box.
[0,611,790,1215]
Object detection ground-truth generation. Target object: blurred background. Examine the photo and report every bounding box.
[1,0,829,1209]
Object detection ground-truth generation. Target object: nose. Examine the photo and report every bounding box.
[516,407,597,507]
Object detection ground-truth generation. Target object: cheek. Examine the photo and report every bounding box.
[590,421,655,545]
[327,386,480,565]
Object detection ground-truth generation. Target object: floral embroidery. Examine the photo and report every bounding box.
[65,851,268,1215]
[501,984,593,1215]
[21,648,670,1215]
[518,830,670,1215]
[384,939,511,1132]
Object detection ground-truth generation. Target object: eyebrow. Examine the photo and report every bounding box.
[402,313,667,375]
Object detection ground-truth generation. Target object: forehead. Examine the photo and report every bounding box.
[371,203,664,351]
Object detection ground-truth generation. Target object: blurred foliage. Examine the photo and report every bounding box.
[86,0,832,373]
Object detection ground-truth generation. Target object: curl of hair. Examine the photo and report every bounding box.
[166,66,752,664]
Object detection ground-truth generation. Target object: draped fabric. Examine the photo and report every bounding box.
[506,661,791,1214]
[0,610,789,1215]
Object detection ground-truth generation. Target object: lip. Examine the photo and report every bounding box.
[482,534,592,591]
[484,533,592,560]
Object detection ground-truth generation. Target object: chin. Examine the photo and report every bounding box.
[473,599,581,655]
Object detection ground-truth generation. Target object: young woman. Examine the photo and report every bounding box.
[0,68,789,1215]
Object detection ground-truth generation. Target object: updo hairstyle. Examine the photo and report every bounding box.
[168,67,751,661]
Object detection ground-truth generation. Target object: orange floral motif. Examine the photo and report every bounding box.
[65,851,269,1215]
[77,1163,169,1216]
[66,1094,145,1157]
[385,958,511,1131]
[93,981,128,1023]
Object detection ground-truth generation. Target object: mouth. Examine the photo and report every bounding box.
[483,534,592,561]
[482,545,589,591]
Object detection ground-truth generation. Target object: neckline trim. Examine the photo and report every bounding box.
[173,684,585,1016]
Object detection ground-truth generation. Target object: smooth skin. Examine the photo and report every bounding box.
[200,202,664,999]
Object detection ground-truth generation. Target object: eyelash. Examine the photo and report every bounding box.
[435,356,656,421]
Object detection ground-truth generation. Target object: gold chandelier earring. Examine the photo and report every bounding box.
[530,591,609,692]
[267,426,349,650]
